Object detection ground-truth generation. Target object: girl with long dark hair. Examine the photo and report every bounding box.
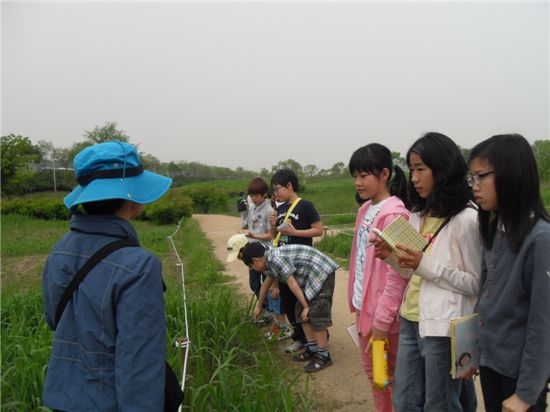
[374,132,482,412]
[469,134,550,412]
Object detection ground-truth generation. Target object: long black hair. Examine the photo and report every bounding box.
[406,132,472,218]
[468,134,549,251]
[348,143,410,209]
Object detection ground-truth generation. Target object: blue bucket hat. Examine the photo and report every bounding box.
[64,141,173,211]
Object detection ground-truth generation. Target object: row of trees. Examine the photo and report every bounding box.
[2,122,550,197]
[0,122,354,196]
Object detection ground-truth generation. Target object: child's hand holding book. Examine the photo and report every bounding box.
[394,245,423,270]
[370,233,423,270]
[369,234,393,260]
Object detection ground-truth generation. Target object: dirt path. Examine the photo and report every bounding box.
[193,214,374,411]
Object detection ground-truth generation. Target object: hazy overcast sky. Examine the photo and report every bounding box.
[2,1,549,171]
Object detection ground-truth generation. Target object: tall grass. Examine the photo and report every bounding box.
[315,233,353,269]
[1,216,313,411]
[1,288,52,412]
[165,219,313,411]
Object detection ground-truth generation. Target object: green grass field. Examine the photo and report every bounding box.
[1,215,313,411]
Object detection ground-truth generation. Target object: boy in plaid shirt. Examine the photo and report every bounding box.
[242,242,339,373]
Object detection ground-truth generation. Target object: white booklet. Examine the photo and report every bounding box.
[346,322,360,348]
[450,313,479,379]
[371,215,427,255]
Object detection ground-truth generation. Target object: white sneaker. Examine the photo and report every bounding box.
[285,340,305,353]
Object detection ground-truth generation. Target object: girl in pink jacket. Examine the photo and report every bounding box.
[348,143,410,412]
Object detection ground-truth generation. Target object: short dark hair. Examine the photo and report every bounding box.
[271,169,299,192]
[406,132,472,218]
[469,134,550,252]
[81,198,127,215]
[248,177,268,195]
[241,242,267,266]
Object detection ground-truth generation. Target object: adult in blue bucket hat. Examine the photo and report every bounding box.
[42,141,182,411]
[64,140,172,210]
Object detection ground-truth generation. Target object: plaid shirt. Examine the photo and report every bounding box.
[265,244,339,301]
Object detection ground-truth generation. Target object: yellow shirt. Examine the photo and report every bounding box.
[400,216,445,322]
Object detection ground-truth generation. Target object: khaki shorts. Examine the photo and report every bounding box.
[295,272,335,331]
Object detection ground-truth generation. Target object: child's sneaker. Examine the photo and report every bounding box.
[264,324,281,339]
[285,340,305,353]
[266,325,292,342]
[274,326,293,341]
[304,354,333,373]
[292,348,317,362]
[254,311,273,328]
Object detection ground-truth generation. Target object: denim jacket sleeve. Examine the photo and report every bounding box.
[115,254,166,411]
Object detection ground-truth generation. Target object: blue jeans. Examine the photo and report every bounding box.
[393,317,464,412]
[267,293,282,315]
[460,378,477,412]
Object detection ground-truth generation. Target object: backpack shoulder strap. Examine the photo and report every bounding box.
[273,197,302,247]
[54,239,139,329]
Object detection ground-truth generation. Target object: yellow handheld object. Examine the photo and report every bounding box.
[370,338,390,390]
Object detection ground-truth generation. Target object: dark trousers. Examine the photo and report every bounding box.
[248,268,263,299]
[279,281,306,343]
[459,378,477,412]
[479,366,548,412]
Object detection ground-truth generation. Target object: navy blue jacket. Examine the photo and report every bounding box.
[42,214,166,411]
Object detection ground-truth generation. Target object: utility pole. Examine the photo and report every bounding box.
[52,148,57,193]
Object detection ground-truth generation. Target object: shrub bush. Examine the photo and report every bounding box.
[143,191,193,224]
[178,187,229,214]
[1,197,71,220]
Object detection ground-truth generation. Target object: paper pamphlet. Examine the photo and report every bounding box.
[346,323,360,348]
[450,313,479,379]
[371,215,428,254]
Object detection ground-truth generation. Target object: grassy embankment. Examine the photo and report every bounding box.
[1,214,313,411]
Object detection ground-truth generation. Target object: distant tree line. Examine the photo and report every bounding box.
[2,122,550,197]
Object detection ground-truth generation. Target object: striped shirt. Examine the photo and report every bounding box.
[265,244,339,301]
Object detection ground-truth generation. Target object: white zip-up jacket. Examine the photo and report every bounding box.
[387,205,482,337]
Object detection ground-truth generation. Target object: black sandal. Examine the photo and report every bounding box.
[292,348,316,362]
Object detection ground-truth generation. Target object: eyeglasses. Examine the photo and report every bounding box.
[467,170,495,187]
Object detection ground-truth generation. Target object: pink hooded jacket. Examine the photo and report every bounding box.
[348,196,410,335]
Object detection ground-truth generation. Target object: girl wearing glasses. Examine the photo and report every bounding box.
[373,132,482,412]
[468,134,550,412]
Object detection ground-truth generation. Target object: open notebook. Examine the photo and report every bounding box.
[371,215,428,254]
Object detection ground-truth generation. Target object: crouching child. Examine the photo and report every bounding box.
[241,242,339,373]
